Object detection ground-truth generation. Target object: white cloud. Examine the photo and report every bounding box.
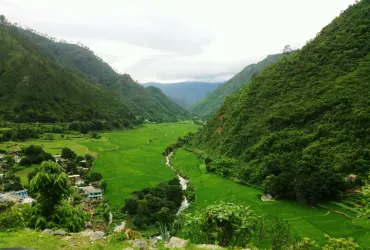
[0,0,356,82]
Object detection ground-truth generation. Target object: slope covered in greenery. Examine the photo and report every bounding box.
[195,1,370,204]
[191,54,283,117]
[145,86,190,119]
[143,82,222,108]
[13,26,189,122]
[0,24,135,126]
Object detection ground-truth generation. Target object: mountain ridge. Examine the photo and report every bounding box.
[195,0,370,204]
[2,23,189,123]
[190,54,284,117]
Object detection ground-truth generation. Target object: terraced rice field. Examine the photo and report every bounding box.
[172,149,370,247]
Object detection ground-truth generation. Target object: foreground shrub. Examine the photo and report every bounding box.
[183,202,257,247]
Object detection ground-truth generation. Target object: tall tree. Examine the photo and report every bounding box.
[30,161,72,218]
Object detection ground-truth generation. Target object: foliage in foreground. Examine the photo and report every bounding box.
[182,202,360,249]
[183,202,257,247]
[123,178,183,229]
[26,161,88,231]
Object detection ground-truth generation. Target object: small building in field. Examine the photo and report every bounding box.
[14,155,21,164]
[68,174,83,185]
[344,174,358,182]
[348,174,357,181]
[261,194,275,201]
[79,185,103,200]
[53,155,62,161]
[0,193,23,203]
[77,166,89,172]
[12,189,29,199]
[0,190,32,203]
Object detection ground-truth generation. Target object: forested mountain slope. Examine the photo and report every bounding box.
[143,82,222,108]
[195,1,370,204]
[145,86,190,120]
[0,24,136,126]
[10,26,189,122]
[191,54,283,117]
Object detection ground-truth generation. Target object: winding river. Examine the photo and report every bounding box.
[114,151,188,232]
[165,152,190,215]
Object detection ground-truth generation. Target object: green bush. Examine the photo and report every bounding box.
[183,202,257,247]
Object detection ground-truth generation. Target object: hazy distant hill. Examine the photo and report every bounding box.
[143,82,222,108]
[191,54,284,117]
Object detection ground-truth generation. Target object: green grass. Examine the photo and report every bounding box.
[172,149,370,247]
[91,124,199,210]
[0,137,92,156]
[14,165,38,186]
[0,229,133,250]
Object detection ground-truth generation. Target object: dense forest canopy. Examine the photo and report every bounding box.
[0,19,188,125]
[194,0,370,204]
[8,25,190,123]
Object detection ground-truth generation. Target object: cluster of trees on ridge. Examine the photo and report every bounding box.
[193,0,370,205]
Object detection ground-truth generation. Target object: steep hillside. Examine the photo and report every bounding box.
[195,1,370,204]
[0,24,135,126]
[191,54,283,117]
[143,82,222,108]
[144,86,190,121]
[12,26,189,122]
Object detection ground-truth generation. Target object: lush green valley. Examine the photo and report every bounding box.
[172,149,370,247]
[1,0,370,249]
[194,0,370,204]
[190,54,283,118]
[90,123,199,210]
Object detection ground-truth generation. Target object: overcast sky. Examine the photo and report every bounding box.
[0,0,356,83]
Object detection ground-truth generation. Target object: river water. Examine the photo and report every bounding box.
[114,151,189,232]
[165,152,190,215]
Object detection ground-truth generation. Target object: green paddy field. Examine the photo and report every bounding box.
[172,149,370,247]
[4,123,370,247]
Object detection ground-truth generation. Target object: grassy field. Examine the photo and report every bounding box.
[0,136,92,156]
[91,123,199,210]
[172,149,370,247]
[14,165,38,186]
[0,229,133,250]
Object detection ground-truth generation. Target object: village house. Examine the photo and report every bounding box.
[77,166,89,172]
[0,193,22,203]
[0,189,35,204]
[12,189,29,199]
[79,185,103,200]
[344,174,358,182]
[68,174,84,185]
[53,155,62,161]
[14,155,21,164]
